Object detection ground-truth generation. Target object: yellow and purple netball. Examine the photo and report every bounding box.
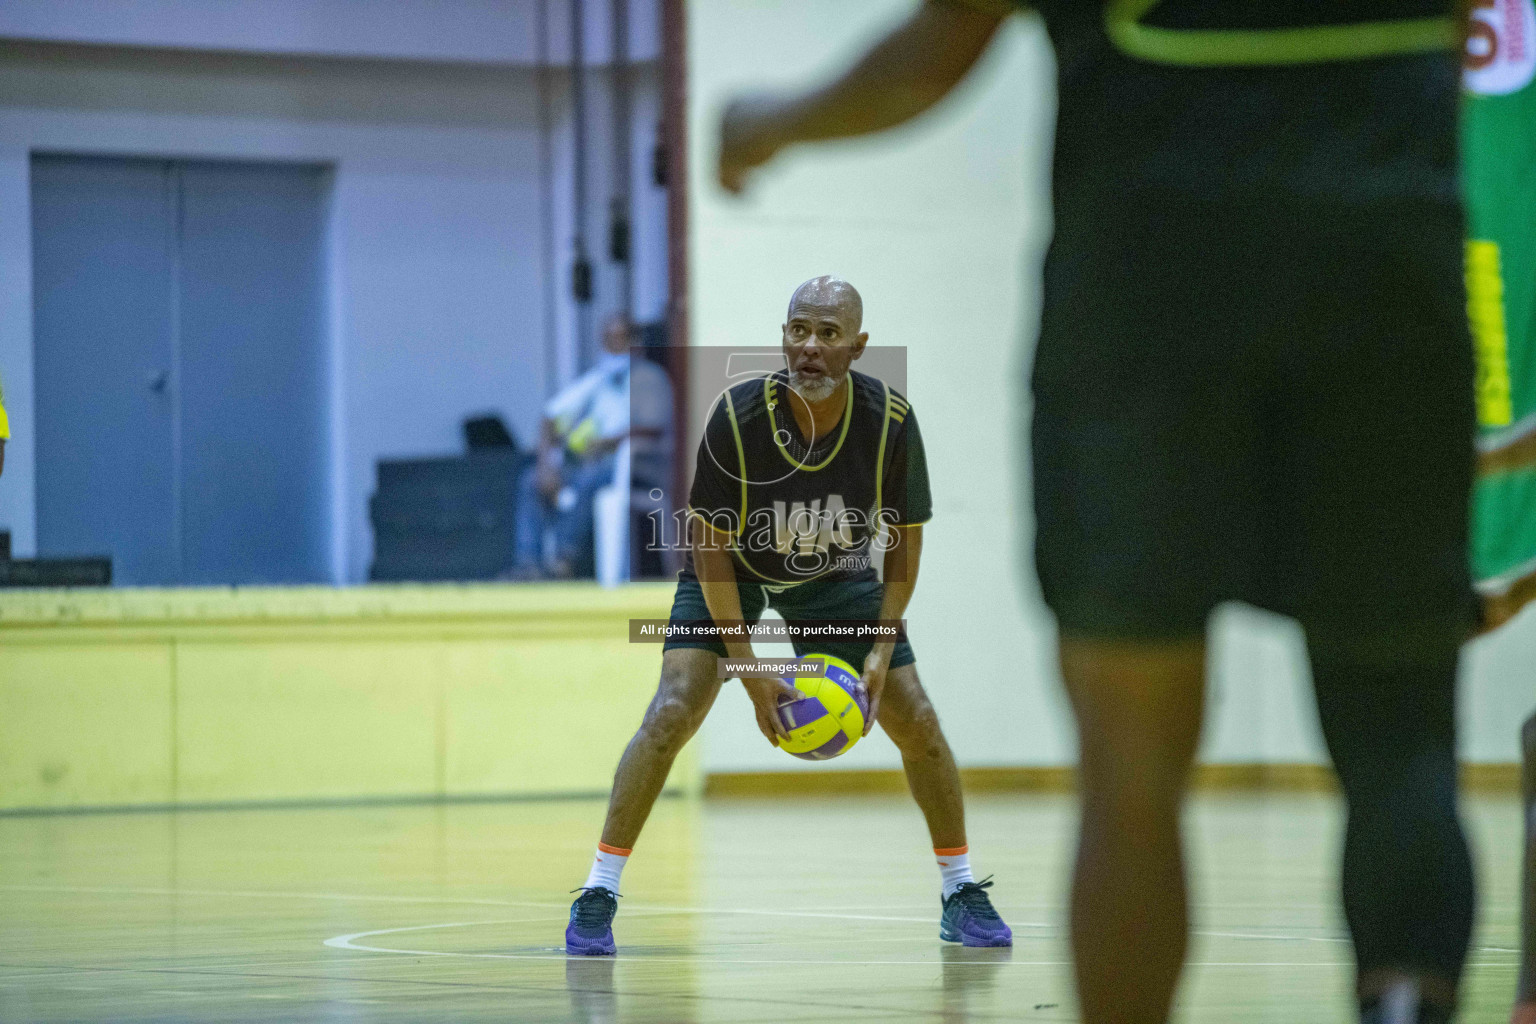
[775,653,868,760]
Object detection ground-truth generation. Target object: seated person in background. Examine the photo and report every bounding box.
[512,315,672,579]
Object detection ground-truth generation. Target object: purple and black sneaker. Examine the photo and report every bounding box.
[566,887,619,955]
[940,877,1012,947]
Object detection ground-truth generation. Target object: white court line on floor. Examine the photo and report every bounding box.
[324,920,1346,967]
[324,919,1517,968]
[1197,929,1346,944]
[3,884,1514,958]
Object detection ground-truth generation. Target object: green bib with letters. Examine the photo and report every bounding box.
[1463,0,1536,610]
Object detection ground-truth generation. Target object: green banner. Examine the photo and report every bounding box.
[1463,0,1536,614]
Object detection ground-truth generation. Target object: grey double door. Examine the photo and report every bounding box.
[32,155,330,586]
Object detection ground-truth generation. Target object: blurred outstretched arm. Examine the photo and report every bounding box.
[717,0,1013,193]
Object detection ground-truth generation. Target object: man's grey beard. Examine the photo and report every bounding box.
[789,369,843,403]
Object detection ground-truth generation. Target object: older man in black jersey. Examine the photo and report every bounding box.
[564,276,1012,956]
[717,3,1479,1024]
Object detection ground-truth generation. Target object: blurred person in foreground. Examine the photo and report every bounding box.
[512,315,672,579]
[719,3,1476,1022]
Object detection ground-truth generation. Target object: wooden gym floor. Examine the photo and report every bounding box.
[0,790,1523,1023]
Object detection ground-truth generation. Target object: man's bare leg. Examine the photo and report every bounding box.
[568,648,722,955]
[879,663,966,850]
[599,648,722,849]
[571,654,718,957]
[1060,638,1206,1024]
[880,662,1011,945]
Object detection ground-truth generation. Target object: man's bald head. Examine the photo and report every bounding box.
[787,276,863,334]
[781,276,868,404]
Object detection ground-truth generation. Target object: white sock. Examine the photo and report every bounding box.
[935,846,974,898]
[583,842,631,894]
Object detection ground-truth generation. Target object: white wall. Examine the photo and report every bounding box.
[687,0,1536,773]
[0,39,667,581]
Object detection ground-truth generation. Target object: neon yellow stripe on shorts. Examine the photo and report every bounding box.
[1105,0,1456,67]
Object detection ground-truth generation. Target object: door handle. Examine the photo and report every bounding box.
[148,370,169,393]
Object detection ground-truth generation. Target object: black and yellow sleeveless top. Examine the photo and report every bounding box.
[687,370,932,586]
[1029,0,1462,219]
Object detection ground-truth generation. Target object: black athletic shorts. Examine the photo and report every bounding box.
[663,567,916,670]
[1031,194,1477,653]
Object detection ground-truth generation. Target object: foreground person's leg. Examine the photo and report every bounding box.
[1060,638,1206,1024]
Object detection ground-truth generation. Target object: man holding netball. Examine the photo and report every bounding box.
[565,276,1011,955]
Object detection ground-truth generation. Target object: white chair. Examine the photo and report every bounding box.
[593,440,632,587]
[594,439,674,588]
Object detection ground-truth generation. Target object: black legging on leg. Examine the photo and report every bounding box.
[1309,644,1475,989]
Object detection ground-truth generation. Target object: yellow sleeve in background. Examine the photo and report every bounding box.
[0,375,9,440]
